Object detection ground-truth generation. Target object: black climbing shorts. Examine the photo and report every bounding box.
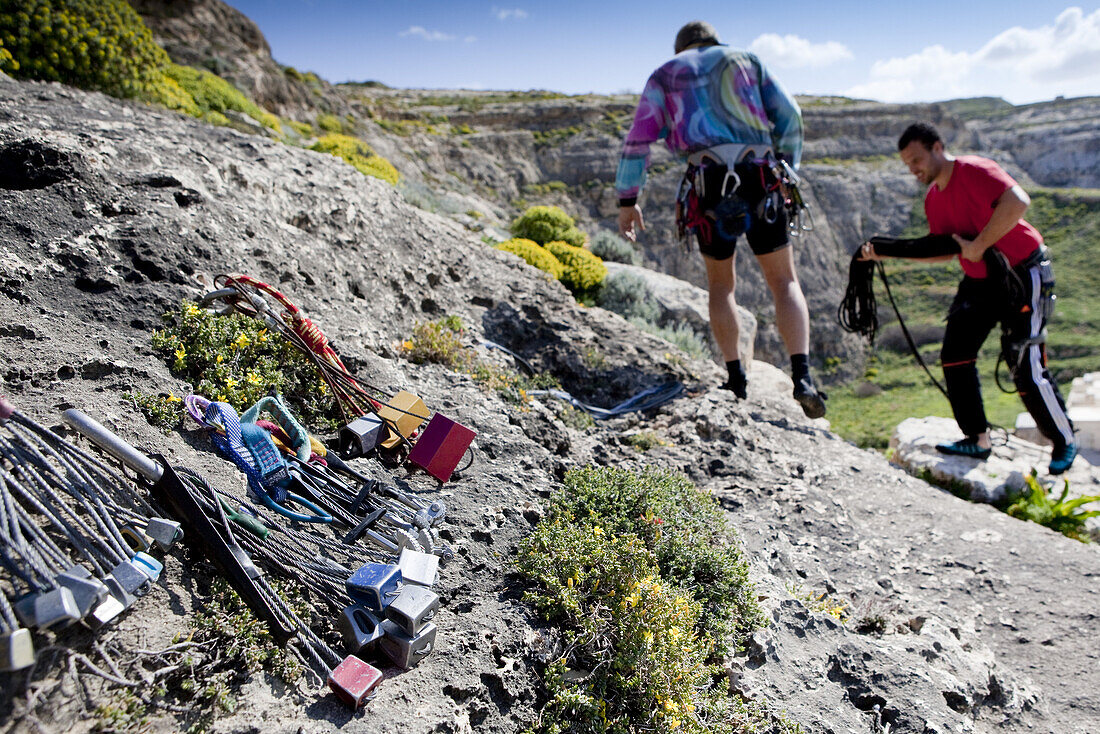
[695,161,789,260]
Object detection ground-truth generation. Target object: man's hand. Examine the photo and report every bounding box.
[618,205,645,242]
[953,234,987,263]
[858,241,882,262]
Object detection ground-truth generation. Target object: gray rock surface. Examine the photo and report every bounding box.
[603,260,757,364]
[2,79,1099,734]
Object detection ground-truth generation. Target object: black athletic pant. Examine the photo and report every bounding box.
[940,267,1074,447]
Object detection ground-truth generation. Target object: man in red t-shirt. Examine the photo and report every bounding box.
[861,122,1076,474]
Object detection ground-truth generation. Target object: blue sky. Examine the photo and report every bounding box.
[224,1,1100,104]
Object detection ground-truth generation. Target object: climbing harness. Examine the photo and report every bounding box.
[675,144,813,251]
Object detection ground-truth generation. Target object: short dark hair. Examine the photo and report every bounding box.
[898,123,941,151]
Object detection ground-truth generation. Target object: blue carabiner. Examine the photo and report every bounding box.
[256,490,333,524]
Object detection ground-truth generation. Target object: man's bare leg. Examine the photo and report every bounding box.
[755,246,825,417]
[755,246,809,355]
[702,253,748,397]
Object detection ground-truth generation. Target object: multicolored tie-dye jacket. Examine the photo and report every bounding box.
[615,45,803,205]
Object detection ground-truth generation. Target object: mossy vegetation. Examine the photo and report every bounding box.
[544,241,607,296]
[517,466,797,734]
[496,237,566,280]
[309,133,400,184]
[511,205,587,248]
[400,316,560,406]
[158,63,282,132]
[0,0,170,97]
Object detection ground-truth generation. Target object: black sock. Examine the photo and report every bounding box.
[726,360,746,386]
[791,354,810,383]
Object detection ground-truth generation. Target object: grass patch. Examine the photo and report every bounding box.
[518,466,794,734]
[399,316,559,406]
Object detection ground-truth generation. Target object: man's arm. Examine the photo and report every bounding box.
[756,56,803,169]
[953,184,1030,262]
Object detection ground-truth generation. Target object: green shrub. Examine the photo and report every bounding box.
[544,241,607,295]
[590,229,641,265]
[0,35,16,72]
[283,118,314,138]
[1006,470,1100,542]
[309,133,400,184]
[495,237,565,279]
[152,301,338,430]
[631,318,711,360]
[599,272,660,324]
[316,112,343,133]
[159,63,281,132]
[517,466,777,734]
[0,0,169,97]
[510,205,586,247]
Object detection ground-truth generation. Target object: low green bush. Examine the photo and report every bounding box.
[599,272,659,324]
[517,466,783,734]
[544,241,607,295]
[631,318,711,360]
[160,63,281,132]
[496,237,565,280]
[151,300,338,430]
[0,35,16,72]
[0,0,169,97]
[511,205,586,247]
[309,133,400,185]
[316,112,343,133]
[1006,470,1100,542]
[590,229,641,265]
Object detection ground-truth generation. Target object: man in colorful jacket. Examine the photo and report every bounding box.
[616,21,825,419]
[860,122,1076,475]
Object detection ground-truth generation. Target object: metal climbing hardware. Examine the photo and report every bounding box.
[379,619,436,669]
[145,518,184,549]
[1037,246,1056,321]
[397,547,440,587]
[338,604,386,656]
[0,629,35,672]
[56,566,109,617]
[340,414,385,457]
[346,562,403,613]
[407,413,476,483]
[384,585,440,637]
[378,391,429,450]
[328,655,384,708]
[15,588,80,629]
[108,559,151,599]
[131,551,164,583]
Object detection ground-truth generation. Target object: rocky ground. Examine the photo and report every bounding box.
[2,77,1099,734]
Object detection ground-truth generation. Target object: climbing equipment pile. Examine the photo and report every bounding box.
[0,398,176,672]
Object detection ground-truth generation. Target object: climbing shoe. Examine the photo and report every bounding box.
[721,377,748,400]
[935,438,991,460]
[1048,443,1077,475]
[793,378,827,419]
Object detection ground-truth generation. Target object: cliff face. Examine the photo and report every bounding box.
[2,74,1100,734]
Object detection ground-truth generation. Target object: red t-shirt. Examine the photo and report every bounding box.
[924,155,1042,278]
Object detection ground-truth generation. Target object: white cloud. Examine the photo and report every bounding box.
[493,7,528,21]
[846,6,1100,103]
[399,26,456,42]
[464,35,477,43]
[748,33,853,68]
